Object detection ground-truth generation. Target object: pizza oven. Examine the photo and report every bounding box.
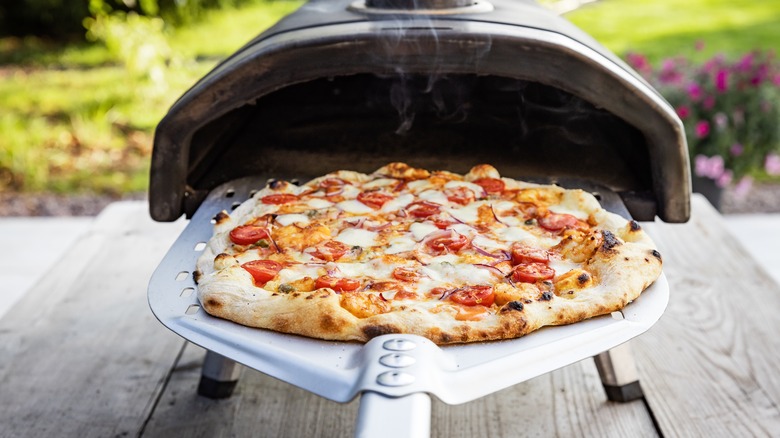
[150,0,691,224]
[148,1,687,435]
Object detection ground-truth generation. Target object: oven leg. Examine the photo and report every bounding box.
[197,350,243,399]
[355,392,431,438]
[593,341,643,402]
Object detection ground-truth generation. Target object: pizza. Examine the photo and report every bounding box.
[194,163,662,344]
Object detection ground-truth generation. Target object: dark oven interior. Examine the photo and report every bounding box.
[187,73,651,209]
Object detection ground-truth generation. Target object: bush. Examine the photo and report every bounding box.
[0,0,258,38]
[626,48,780,192]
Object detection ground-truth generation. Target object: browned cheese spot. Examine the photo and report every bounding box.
[629,220,642,232]
[577,272,590,285]
[205,298,222,308]
[193,270,202,283]
[651,249,662,261]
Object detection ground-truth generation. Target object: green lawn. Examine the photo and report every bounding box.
[567,0,780,63]
[0,0,778,195]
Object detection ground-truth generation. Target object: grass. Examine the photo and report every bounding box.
[0,0,778,195]
[0,0,303,195]
[566,0,780,64]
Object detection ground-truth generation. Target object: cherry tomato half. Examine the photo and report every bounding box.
[537,213,589,232]
[310,240,350,261]
[510,243,550,265]
[315,275,361,292]
[511,262,555,283]
[229,225,270,246]
[261,193,298,205]
[449,285,495,307]
[406,200,441,218]
[473,178,505,194]
[357,191,394,209]
[445,186,476,206]
[392,267,421,282]
[424,230,469,254]
[241,260,283,286]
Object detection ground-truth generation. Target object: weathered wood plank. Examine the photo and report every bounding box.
[144,343,657,437]
[638,195,780,436]
[0,202,188,438]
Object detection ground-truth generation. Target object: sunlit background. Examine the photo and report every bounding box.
[1,0,779,209]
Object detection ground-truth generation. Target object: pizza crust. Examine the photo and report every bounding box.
[196,163,662,344]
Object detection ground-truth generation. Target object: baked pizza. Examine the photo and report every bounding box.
[195,163,662,344]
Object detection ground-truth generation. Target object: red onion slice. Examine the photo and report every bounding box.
[490,204,509,226]
[474,264,506,277]
[471,242,504,259]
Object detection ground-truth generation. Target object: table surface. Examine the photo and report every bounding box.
[2,195,779,437]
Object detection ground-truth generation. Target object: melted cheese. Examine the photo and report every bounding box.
[422,260,493,285]
[337,200,375,214]
[363,178,398,189]
[445,202,487,224]
[410,222,438,241]
[307,198,334,209]
[381,193,414,213]
[418,189,449,205]
[335,228,379,247]
[385,235,416,254]
[275,214,310,227]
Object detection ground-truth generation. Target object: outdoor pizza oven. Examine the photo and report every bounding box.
[148,1,689,434]
[150,0,691,224]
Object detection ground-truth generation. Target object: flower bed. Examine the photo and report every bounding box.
[626,47,780,196]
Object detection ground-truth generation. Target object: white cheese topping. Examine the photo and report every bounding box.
[278,265,323,284]
[422,260,493,285]
[418,189,449,205]
[409,222,439,241]
[445,201,486,224]
[337,200,375,214]
[275,214,310,227]
[335,228,379,247]
[307,198,334,209]
[450,223,477,238]
[381,193,414,213]
[407,179,434,192]
[385,236,417,254]
[443,180,484,195]
[548,257,580,275]
[472,235,504,250]
[548,202,589,220]
[495,226,535,244]
[362,178,398,189]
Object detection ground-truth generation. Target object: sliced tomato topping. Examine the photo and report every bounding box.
[510,243,550,265]
[319,178,347,188]
[449,285,495,307]
[424,230,469,254]
[241,260,283,286]
[537,213,589,232]
[392,267,421,282]
[261,193,298,205]
[310,240,350,261]
[445,186,476,205]
[315,275,361,292]
[393,291,418,300]
[473,178,505,194]
[406,200,441,218]
[511,262,555,283]
[229,225,270,246]
[357,191,394,209]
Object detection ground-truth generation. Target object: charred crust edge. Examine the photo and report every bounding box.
[601,230,621,252]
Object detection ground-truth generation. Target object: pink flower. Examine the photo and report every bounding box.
[730,143,744,156]
[687,83,703,101]
[716,170,733,188]
[734,176,753,198]
[714,112,728,129]
[676,105,690,119]
[694,155,725,179]
[766,153,780,176]
[626,53,651,75]
[715,69,729,92]
[703,96,716,110]
[737,53,755,72]
[695,120,710,138]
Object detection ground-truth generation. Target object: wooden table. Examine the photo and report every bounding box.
[2,195,779,437]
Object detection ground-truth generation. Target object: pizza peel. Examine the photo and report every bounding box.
[148,176,669,437]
